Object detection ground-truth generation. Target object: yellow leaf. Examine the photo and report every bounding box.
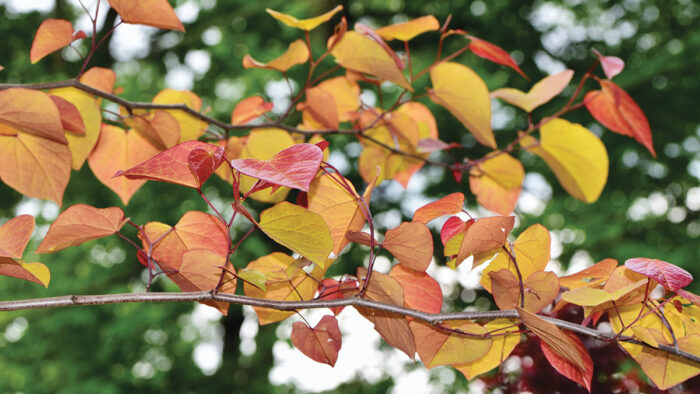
[239,128,295,202]
[49,87,101,170]
[410,320,492,368]
[266,5,343,31]
[0,132,71,205]
[523,118,608,203]
[631,326,659,348]
[491,70,574,112]
[258,202,333,268]
[152,89,206,143]
[429,62,494,148]
[469,153,524,215]
[0,257,50,287]
[243,39,309,72]
[454,319,520,380]
[375,15,440,41]
[331,31,413,91]
[481,224,550,292]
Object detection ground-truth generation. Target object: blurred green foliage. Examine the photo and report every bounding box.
[0,0,698,392]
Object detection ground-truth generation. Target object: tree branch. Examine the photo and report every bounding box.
[1,291,698,364]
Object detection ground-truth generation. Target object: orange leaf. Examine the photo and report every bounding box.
[116,141,225,189]
[412,192,464,224]
[30,19,85,64]
[243,39,309,72]
[231,96,273,125]
[383,221,433,272]
[429,62,494,148]
[0,131,71,205]
[49,87,102,170]
[389,264,442,314]
[301,87,339,129]
[517,307,591,377]
[140,211,229,274]
[541,330,594,392]
[0,257,50,287]
[291,315,342,366]
[0,88,67,144]
[36,205,126,254]
[124,110,180,150]
[88,125,160,205]
[491,70,574,112]
[584,80,655,156]
[356,267,416,358]
[331,31,413,91]
[375,15,440,41]
[307,172,376,255]
[468,36,527,79]
[108,0,184,31]
[152,89,206,143]
[558,258,618,290]
[490,270,559,313]
[314,76,361,123]
[469,153,524,215]
[79,67,116,94]
[266,5,343,31]
[0,215,35,259]
[454,216,515,269]
[244,253,322,325]
[49,95,85,136]
[169,249,236,314]
[410,320,492,368]
[481,223,551,292]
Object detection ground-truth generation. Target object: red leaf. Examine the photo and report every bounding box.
[116,141,225,189]
[540,332,594,392]
[231,144,323,192]
[624,257,692,292]
[389,264,442,314]
[291,315,342,366]
[188,146,227,186]
[318,278,357,315]
[383,221,433,271]
[468,36,527,80]
[36,205,126,254]
[50,95,86,135]
[231,96,273,125]
[584,80,655,156]
[413,192,465,224]
[0,215,35,259]
[440,216,470,246]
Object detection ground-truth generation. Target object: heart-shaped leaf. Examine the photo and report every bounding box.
[231,144,323,192]
[291,315,342,366]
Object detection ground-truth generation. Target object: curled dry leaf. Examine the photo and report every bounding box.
[291,315,342,366]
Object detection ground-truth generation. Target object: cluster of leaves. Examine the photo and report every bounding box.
[0,1,698,391]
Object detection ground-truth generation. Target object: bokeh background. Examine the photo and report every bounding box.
[0,0,699,392]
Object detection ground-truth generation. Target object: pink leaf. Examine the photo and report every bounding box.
[624,258,692,292]
[231,144,323,192]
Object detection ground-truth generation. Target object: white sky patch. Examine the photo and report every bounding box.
[165,66,195,90]
[265,79,298,116]
[2,0,54,14]
[110,23,158,61]
[177,304,225,376]
[175,0,200,24]
[185,49,211,76]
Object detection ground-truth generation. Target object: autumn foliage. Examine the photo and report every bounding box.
[1,1,699,391]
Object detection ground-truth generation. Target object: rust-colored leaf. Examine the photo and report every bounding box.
[0,88,67,144]
[383,221,433,272]
[541,330,594,392]
[291,315,342,366]
[124,110,180,150]
[36,205,126,254]
[30,19,85,63]
[389,264,442,314]
[412,192,465,224]
[108,0,184,31]
[231,96,273,125]
[584,80,655,156]
[0,215,35,259]
[0,257,50,287]
[624,257,692,292]
[468,36,527,79]
[116,141,225,189]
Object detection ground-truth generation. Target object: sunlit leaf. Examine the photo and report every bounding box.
[258,202,333,268]
[454,319,520,380]
[523,118,608,203]
[491,70,574,112]
[0,215,35,259]
[469,153,524,215]
[593,49,624,79]
[50,87,102,169]
[266,5,343,31]
[36,205,126,254]
[108,0,184,31]
[231,96,273,125]
[454,216,515,269]
[50,95,85,136]
[0,257,50,287]
[429,62,494,148]
[124,109,180,150]
[291,315,342,366]
[231,144,322,192]
[490,270,559,313]
[243,39,309,72]
[413,193,464,224]
[375,15,440,41]
[410,320,492,368]
[0,88,67,144]
[30,19,85,63]
[152,89,206,143]
[168,249,235,314]
[624,257,692,292]
[79,67,116,94]
[468,36,527,79]
[389,264,442,314]
[383,221,433,272]
[237,128,296,203]
[558,258,618,290]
